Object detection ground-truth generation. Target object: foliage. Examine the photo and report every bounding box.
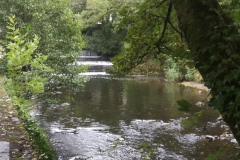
[165,56,180,81]
[69,0,87,13]
[77,0,142,28]
[177,99,192,112]
[130,59,164,75]
[0,0,86,87]
[164,56,195,81]
[110,0,185,77]
[177,99,204,127]
[78,0,131,55]
[76,0,112,28]
[185,67,194,81]
[181,111,204,127]
[111,0,240,157]
[83,21,126,55]
[4,15,55,159]
[78,0,147,56]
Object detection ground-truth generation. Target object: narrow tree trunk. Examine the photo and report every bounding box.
[173,0,240,144]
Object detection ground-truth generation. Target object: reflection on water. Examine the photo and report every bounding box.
[37,78,237,160]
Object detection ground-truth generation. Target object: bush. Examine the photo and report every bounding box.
[165,57,181,81]
[4,15,55,159]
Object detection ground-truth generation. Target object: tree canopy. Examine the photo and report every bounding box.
[0,0,86,86]
[76,0,145,56]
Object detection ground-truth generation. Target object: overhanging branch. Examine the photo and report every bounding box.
[155,1,173,48]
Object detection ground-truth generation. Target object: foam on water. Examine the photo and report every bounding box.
[77,61,113,66]
[79,72,111,76]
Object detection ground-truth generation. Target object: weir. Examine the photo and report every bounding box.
[77,53,113,76]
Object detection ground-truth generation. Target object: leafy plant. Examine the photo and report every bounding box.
[177,99,192,112]
[165,57,180,81]
[164,56,195,81]
[0,0,86,88]
[185,67,194,81]
[4,15,55,159]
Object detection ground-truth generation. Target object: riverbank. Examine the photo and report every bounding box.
[180,81,209,91]
[0,77,38,159]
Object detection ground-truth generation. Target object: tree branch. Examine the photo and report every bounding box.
[155,1,173,47]
[167,20,181,35]
[160,1,172,41]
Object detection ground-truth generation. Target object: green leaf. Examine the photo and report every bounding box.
[177,99,192,112]
[181,117,197,126]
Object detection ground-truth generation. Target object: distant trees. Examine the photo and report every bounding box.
[76,0,143,56]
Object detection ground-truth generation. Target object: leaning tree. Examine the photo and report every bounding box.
[111,0,240,146]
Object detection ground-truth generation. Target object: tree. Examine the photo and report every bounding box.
[173,0,240,145]
[78,0,145,56]
[0,0,86,87]
[77,0,112,28]
[77,0,127,56]
[69,0,87,13]
[111,0,182,76]
[111,0,240,148]
[83,21,126,55]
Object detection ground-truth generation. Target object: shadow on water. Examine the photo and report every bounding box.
[36,76,239,160]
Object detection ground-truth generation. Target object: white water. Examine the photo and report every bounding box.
[77,61,113,66]
[79,56,102,58]
[79,72,111,76]
[77,56,113,76]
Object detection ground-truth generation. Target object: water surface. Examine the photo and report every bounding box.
[36,76,237,160]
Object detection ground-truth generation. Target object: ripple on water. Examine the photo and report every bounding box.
[48,119,189,160]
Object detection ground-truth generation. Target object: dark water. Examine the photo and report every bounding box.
[36,76,238,160]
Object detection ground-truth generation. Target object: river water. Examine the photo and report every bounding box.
[36,56,238,160]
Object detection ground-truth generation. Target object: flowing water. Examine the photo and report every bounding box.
[36,56,238,160]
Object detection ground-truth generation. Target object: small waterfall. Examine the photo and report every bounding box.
[79,50,101,58]
[77,50,113,76]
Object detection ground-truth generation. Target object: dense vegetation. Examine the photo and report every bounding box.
[1,0,240,159]
[0,0,87,88]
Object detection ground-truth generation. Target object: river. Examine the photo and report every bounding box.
[35,55,238,160]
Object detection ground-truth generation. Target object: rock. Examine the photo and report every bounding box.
[205,135,218,142]
[230,139,237,143]
[195,102,204,107]
[60,103,70,107]
[6,99,11,102]
[118,138,124,141]
[0,141,10,160]
[217,116,223,121]
[11,117,20,124]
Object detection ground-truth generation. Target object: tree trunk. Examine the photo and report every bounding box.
[173,0,240,144]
